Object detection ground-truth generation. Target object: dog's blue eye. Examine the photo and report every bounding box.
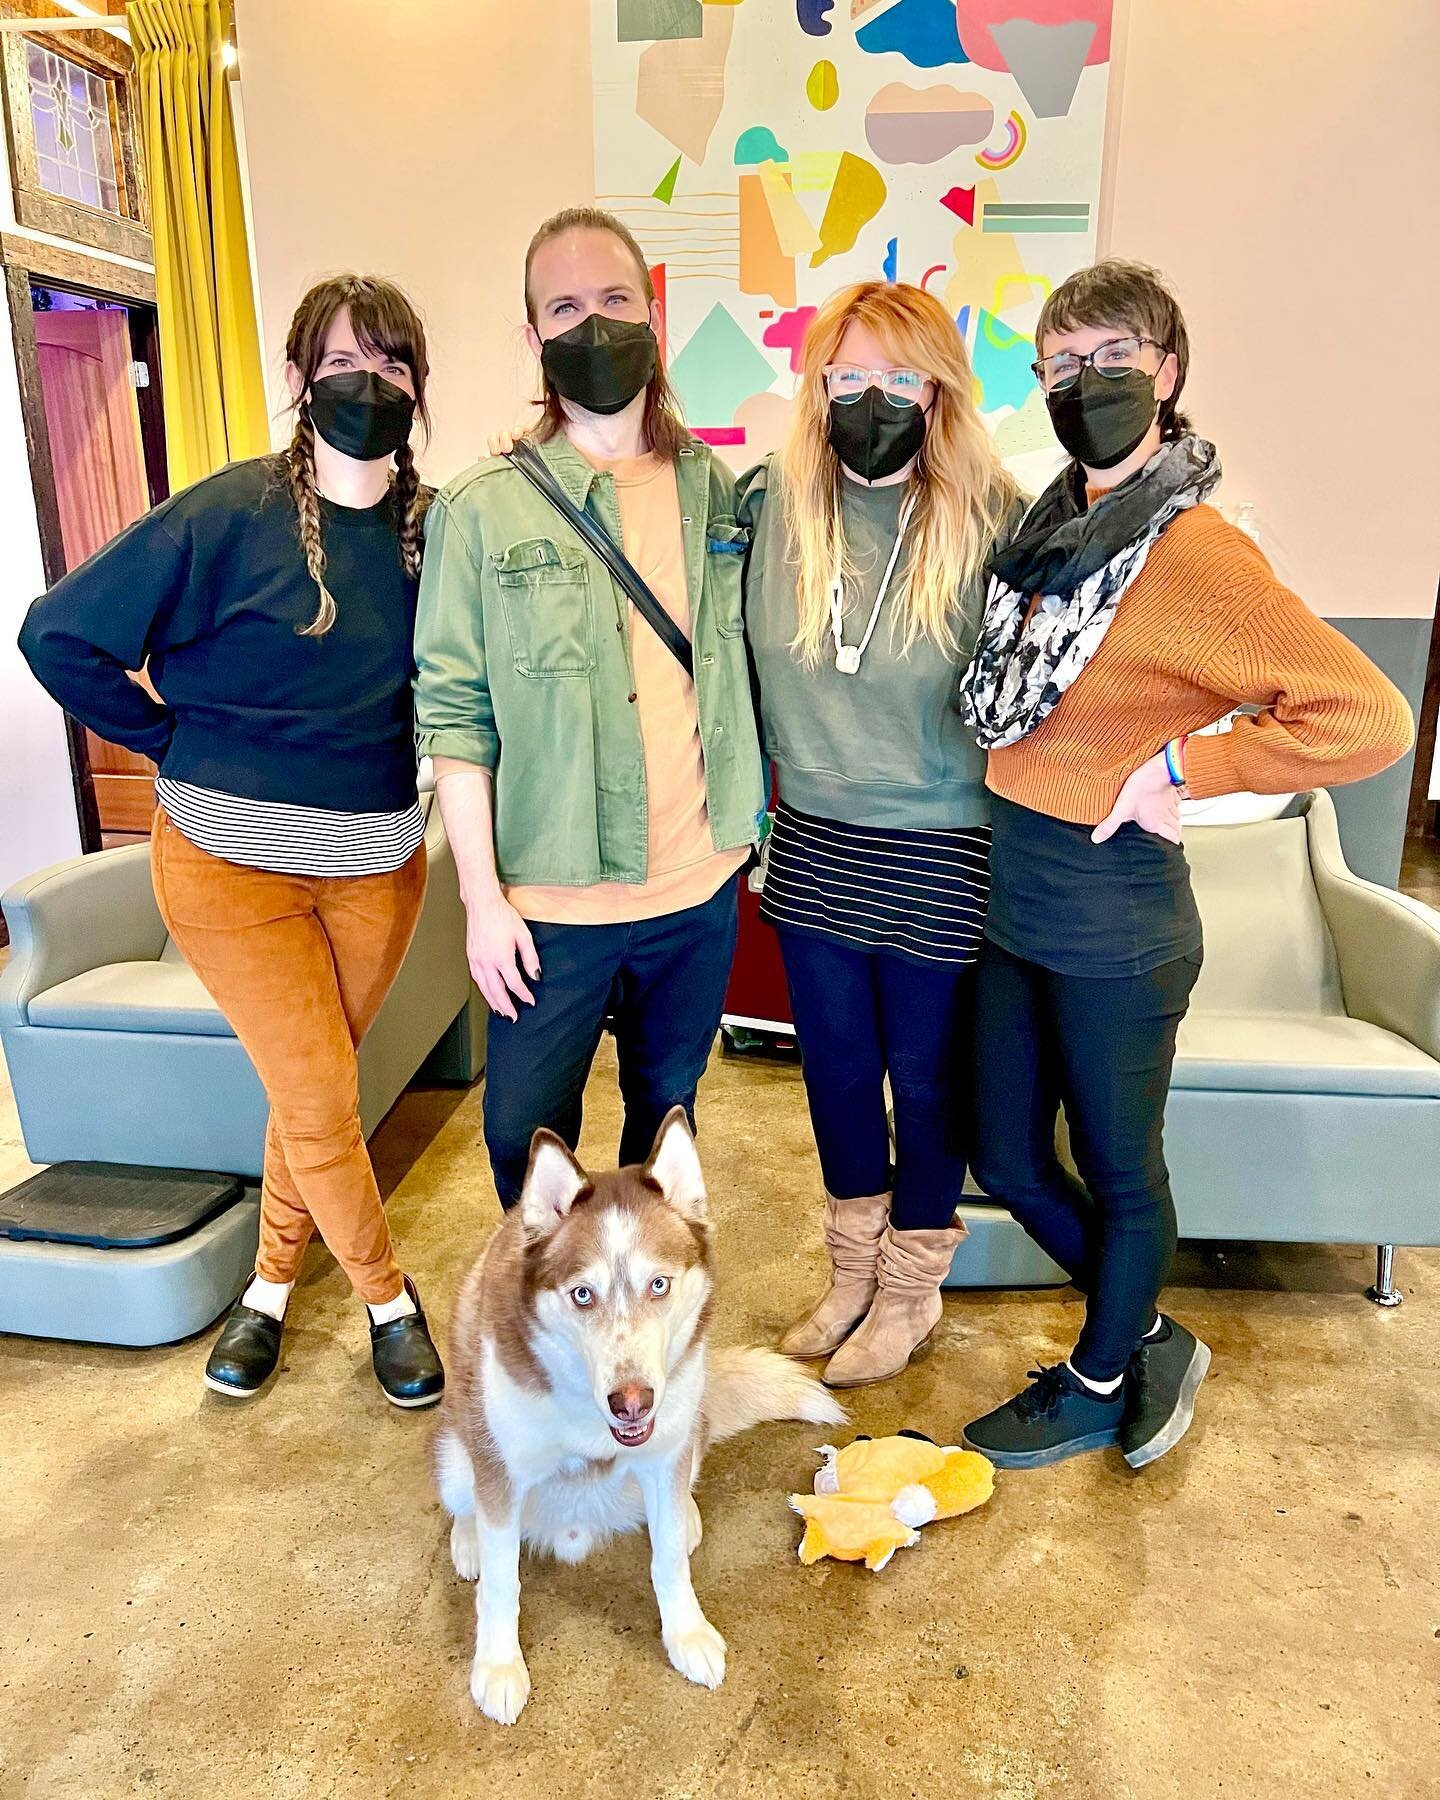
[571,1286,594,1309]
[649,1276,671,1298]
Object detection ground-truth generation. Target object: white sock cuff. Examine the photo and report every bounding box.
[1066,1359,1123,1396]
[242,1275,293,1321]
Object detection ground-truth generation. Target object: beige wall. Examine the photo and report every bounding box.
[235,0,1439,620]
[1102,0,1440,620]
[234,0,595,484]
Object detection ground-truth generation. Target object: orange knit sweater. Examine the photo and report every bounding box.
[986,503,1415,827]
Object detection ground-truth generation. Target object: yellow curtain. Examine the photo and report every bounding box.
[127,0,269,488]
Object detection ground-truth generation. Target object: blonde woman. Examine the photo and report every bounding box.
[740,280,1022,1388]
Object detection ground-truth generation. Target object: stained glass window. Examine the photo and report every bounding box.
[26,42,120,216]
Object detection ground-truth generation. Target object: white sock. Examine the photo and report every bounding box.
[1142,1315,1166,1341]
[367,1284,417,1326]
[1066,1359,1123,1397]
[242,1274,293,1322]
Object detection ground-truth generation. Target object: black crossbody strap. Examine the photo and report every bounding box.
[505,439,694,678]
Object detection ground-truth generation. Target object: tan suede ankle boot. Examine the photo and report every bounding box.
[821,1217,967,1389]
[778,1193,891,1360]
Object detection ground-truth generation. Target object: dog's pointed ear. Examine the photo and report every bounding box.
[518,1130,590,1237]
[645,1106,707,1222]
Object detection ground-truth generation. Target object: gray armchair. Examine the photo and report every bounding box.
[947,791,1440,1303]
[0,793,483,1176]
[0,794,485,1345]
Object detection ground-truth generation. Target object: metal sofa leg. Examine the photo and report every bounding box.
[1365,1244,1403,1308]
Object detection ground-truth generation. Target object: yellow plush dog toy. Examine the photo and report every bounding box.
[790,1432,995,1572]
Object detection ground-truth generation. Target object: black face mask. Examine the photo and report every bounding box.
[827,387,929,483]
[308,370,416,461]
[1046,365,1158,470]
[540,314,658,416]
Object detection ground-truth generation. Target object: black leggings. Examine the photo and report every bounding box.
[972,940,1202,1381]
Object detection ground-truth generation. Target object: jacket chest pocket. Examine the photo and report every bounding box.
[705,521,747,638]
[492,537,596,677]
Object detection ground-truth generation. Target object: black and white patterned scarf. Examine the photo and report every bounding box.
[957,435,1222,750]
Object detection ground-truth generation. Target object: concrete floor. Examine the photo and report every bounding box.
[3,1037,1438,1800]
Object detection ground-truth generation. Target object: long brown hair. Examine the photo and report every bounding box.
[282,274,431,637]
[780,281,1018,665]
[522,207,689,461]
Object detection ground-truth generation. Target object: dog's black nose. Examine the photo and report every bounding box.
[608,1383,654,1423]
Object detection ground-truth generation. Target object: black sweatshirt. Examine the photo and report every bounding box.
[19,457,421,812]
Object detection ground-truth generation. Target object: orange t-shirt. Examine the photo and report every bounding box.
[506,448,747,924]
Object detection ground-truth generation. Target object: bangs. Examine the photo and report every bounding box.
[1037,261,1182,354]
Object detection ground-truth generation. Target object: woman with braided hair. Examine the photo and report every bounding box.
[20,275,446,1409]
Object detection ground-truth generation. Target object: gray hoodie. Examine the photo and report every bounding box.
[738,457,1023,830]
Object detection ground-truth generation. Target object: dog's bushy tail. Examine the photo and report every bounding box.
[705,1345,847,1444]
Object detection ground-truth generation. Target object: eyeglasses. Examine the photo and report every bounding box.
[1031,335,1169,394]
[824,364,931,406]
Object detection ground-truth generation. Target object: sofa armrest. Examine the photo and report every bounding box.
[1308,790,1440,1062]
[0,843,166,1028]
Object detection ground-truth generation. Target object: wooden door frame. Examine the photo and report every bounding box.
[4,236,161,856]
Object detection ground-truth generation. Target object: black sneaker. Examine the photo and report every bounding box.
[962,1364,1124,1469]
[370,1276,444,1410]
[1121,1317,1211,1469]
[204,1278,283,1397]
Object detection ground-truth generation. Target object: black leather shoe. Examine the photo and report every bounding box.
[370,1275,444,1409]
[204,1278,284,1397]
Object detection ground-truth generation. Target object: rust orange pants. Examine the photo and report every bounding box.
[151,813,426,1304]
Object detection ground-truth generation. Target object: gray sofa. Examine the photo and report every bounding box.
[0,792,484,1344]
[948,791,1440,1304]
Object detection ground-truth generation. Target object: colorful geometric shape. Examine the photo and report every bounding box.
[882,236,898,281]
[738,172,796,306]
[734,125,791,165]
[806,58,840,110]
[920,263,946,290]
[811,150,887,266]
[636,5,735,161]
[762,305,819,372]
[992,388,1055,457]
[990,18,1098,117]
[863,82,993,164]
[693,426,747,445]
[941,184,977,225]
[970,306,1035,412]
[650,261,668,360]
[793,150,844,192]
[797,0,834,31]
[856,0,970,69]
[976,110,1027,169]
[669,300,778,426]
[618,0,703,41]
[759,163,822,255]
[652,155,683,204]
[982,201,1090,233]
[942,180,1029,317]
[954,1,1111,73]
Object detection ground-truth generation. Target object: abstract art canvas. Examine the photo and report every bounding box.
[591,0,1113,485]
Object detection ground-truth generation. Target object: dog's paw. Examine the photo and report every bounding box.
[449,1515,481,1581]
[686,1496,703,1556]
[470,1653,531,1725]
[664,1617,727,1690]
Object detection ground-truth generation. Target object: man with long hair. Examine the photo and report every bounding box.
[414,209,764,1208]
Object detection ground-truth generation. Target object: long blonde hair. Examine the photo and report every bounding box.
[779,281,1017,664]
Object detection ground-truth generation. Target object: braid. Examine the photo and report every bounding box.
[391,440,428,580]
[288,407,337,637]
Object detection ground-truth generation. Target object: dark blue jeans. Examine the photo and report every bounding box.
[483,877,739,1208]
[778,927,975,1232]
[971,940,1202,1381]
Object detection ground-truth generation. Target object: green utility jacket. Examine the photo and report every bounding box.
[413,432,764,888]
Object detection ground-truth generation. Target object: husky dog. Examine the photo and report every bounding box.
[433,1107,845,1725]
